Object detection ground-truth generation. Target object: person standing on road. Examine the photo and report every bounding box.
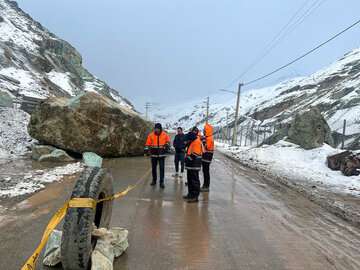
[201,123,214,192]
[183,127,203,203]
[144,123,171,189]
[172,127,186,179]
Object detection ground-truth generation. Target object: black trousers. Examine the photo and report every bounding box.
[151,157,165,183]
[202,161,211,188]
[187,169,200,198]
[174,152,185,173]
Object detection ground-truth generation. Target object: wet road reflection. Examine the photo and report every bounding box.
[0,154,360,270]
[109,154,360,270]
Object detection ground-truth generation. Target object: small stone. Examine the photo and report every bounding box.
[43,230,62,267]
[83,152,103,168]
[38,149,74,162]
[31,144,56,161]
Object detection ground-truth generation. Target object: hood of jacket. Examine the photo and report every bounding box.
[204,123,213,137]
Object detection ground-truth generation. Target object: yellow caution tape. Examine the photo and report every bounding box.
[21,176,146,270]
[68,198,97,209]
[21,203,69,270]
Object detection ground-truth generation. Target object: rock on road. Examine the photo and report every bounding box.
[0,153,360,270]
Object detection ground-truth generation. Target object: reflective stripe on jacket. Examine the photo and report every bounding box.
[145,131,170,157]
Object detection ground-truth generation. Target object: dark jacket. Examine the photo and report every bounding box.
[173,133,186,153]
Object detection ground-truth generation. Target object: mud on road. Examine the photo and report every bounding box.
[0,153,360,270]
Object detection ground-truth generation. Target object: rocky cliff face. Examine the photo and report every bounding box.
[157,48,360,149]
[0,0,133,110]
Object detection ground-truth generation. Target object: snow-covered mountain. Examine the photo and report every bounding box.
[0,0,133,109]
[156,48,360,149]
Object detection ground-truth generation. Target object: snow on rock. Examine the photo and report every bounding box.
[0,0,134,110]
[0,0,138,160]
[0,0,42,52]
[0,107,34,157]
[218,141,360,197]
[47,71,75,96]
[0,162,83,198]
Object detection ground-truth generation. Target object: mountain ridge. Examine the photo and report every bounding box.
[0,0,134,110]
[156,48,360,149]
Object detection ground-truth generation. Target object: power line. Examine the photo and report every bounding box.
[283,0,327,39]
[224,0,326,89]
[244,18,360,86]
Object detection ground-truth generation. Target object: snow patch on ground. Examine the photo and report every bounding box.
[218,141,360,197]
[0,162,83,198]
[0,107,34,157]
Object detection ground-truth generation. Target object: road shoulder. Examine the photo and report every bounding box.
[219,149,360,227]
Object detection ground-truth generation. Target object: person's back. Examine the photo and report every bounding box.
[201,123,214,192]
[183,127,203,203]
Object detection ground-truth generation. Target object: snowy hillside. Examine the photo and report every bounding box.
[157,48,360,149]
[0,0,133,110]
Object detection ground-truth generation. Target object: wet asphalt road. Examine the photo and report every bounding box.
[0,153,360,270]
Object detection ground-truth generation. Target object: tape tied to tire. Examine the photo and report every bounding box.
[21,183,138,270]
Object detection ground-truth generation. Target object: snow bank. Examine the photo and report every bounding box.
[218,141,360,197]
[0,162,83,198]
[0,107,34,157]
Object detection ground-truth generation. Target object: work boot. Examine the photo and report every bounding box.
[160,183,165,189]
[186,197,199,203]
[200,186,209,192]
[150,181,156,186]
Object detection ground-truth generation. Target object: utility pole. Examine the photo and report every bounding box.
[145,102,152,120]
[225,110,229,143]
[205,96,209,123]
[232,83,243,146]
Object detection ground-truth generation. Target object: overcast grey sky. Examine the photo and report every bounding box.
[18,0,360,110]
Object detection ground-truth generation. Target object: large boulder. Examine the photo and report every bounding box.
[28,92,151,157]
[287,107,334,149]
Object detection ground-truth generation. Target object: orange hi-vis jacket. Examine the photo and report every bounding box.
[185,135,203,170]
[145,131,170,157]
[202,123,214,163]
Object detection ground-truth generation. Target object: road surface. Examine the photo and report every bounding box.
[0,153,360,270]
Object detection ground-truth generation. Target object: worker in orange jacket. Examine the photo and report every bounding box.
[183,127,203,203]
[144,123,171,189]
[201,123,214,192]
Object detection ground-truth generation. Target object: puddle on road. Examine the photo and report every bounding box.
[0,173,78,229]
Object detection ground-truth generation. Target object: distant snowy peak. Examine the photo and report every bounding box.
[0,0,134,110]
[158,48,360,148]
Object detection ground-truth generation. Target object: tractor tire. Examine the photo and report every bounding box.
[61,166,114,270]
